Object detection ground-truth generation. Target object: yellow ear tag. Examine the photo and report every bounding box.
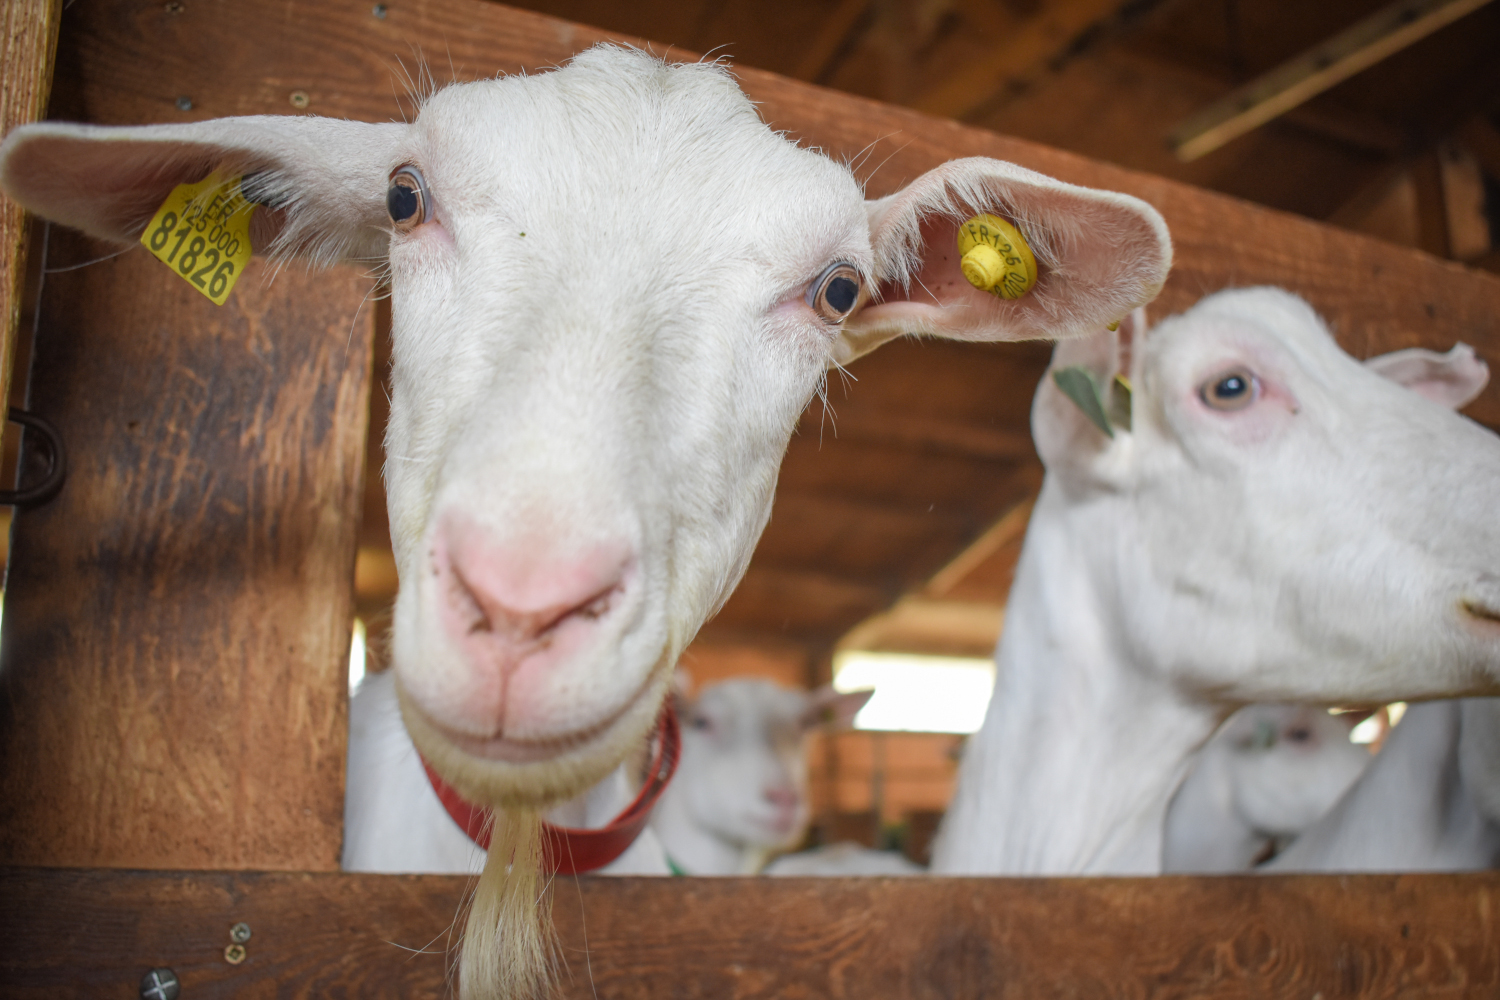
[956,213,1037,300]
[139,173,254,306]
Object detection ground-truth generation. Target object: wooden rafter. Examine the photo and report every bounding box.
[792,0,874,83]
[909,0,1129,121]
[1171,0,1498,162]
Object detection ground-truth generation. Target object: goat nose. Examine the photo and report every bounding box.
[437,516,633,651]
[763,787,800,810]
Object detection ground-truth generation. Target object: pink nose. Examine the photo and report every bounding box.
[763,787,800,811]
[435,514,633,660]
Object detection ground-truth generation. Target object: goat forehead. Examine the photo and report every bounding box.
[412,72,867,278]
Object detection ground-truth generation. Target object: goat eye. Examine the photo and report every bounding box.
[808,262,862,324]
[387,166,429,232]
[1201,368,1258,411]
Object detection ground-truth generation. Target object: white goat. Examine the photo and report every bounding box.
[1268,698,1500,871]
[932,287,1500,876]
[0,46,1170,997]
[1162,704,1370,872]
[648,677,870,874]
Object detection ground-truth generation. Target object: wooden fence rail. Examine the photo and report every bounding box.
[2,868,1498,999]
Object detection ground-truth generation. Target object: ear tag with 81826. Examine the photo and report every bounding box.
[139,173,254,305]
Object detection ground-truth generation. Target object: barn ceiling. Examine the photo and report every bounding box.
[340,0,1500,677]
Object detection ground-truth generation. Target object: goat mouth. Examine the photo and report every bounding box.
[1461,599,1500,634]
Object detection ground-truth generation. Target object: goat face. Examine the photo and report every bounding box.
[1032,287,1500,706]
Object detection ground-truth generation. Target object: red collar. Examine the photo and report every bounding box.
[421,703,680,875]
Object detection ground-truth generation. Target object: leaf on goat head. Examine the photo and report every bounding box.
[1052,366,1114,438]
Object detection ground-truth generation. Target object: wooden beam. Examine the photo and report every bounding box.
[908,0,1127,121]
[836,596,1004,657]
[1413,150,1454,257]
[1170,0,1498,162]
[791,0,873,83]
[1459,115,1500,182]
[923,496,1034,599]
[0,0,61,441]
[0,232,372,869]
[3,867,1499,998]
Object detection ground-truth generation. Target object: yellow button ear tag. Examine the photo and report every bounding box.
[140,173,254,306]
[957,213,1037,300]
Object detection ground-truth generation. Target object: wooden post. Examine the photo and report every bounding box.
[0,0,62,439]
[0,235,373,870]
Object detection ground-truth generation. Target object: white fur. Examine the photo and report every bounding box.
[342,670,669,875]
[1162,704,1370,872]
[1268,698,1500,871]
[764,841,924,875]
[932,287,1500,875]
[649,678,870,875]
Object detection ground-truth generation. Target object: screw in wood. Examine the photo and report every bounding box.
[175,97,192,112]
[289,91,310,110]
[164,2,184,12]
[224,943,247,965]
[372,3,388,17]
[140,968,180,1000]
[229,921,252,943]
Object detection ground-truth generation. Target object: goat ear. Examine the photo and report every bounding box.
[1363,343,1489,410]
[0,117,406,265]
[1030,308,1144,472]
[834,158,1171,366]
[801,685,873,730]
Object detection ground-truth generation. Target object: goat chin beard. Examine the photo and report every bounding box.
[395,665,673,1000]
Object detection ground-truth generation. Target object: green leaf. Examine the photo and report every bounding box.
[1109,373,1132,433]
[1052,366,1114,438]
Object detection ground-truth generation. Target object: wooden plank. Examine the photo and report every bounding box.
[908,0,1129,121]
[1169,0,1497,162]
[0,0,61,441]
[54,0,1500,433]
[0,230,373,869]
[2,867,1498,998]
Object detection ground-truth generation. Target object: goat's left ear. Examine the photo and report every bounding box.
[801,686,874,730]
[834,158,1171,366]
[1363,343,1489,410]
[0,117,406,265]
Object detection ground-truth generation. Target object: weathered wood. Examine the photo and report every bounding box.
[0,0,61,440]
[55,0,1500,433]
[0,232,373,869]
[2,867,1498,998]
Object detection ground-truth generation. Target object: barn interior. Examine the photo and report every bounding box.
[311,0,1500,861]
[3,0,1500,993]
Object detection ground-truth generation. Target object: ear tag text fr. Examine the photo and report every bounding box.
[957,213,1037,300]
[1053,367,1133,437]
[140,174,254,306]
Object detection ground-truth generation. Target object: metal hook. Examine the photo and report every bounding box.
[0,408,67,508]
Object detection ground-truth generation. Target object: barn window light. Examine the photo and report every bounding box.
[349,617,368,695]
[832,651,996,734]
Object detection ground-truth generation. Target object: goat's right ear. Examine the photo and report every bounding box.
[1363,343,1489,411]
[801,685,874,731]
[0,117,407,265]
[834,158,1171,366]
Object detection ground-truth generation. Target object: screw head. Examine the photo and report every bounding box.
[372,3,388,17]
[229,921,252,943]
[164,1,184,12]
[288,90,310,110]
[174,96,192,112]
[224,943,247,965]
[140,968,180,1000]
